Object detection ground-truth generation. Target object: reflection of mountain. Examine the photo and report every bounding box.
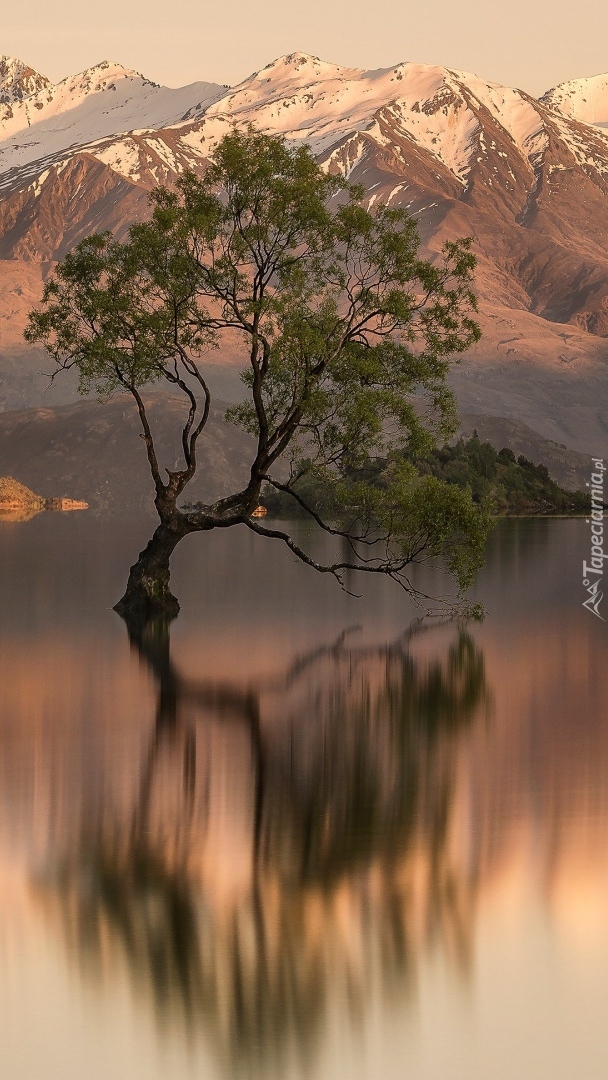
[0,504,42,522]
[23,619,489,1075]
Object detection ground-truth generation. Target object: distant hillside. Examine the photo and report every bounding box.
[458,413,593,490]
[0,392,256,513]
[414,435,589,514]
[262,434,589,520]
[0,395,591,516]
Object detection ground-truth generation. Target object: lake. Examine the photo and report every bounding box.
[1,514,607,1080]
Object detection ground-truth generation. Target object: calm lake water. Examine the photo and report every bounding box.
[1,514,607,1080]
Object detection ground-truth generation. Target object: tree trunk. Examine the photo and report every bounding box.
[114,520,189,619]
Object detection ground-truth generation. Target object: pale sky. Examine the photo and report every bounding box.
[3,0,608,96]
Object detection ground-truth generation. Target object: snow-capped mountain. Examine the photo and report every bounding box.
[0,56,49,103]
[0,59,225,176]
[5,52,608,194]
[192,53,547,179]
[541,74,608,128]
[1,52,608,455]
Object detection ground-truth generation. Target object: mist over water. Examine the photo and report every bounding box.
[1,516,607,1080]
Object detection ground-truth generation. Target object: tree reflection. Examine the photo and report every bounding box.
[34,614,491,1076]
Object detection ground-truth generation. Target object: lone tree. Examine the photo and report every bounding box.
[26,128,488,619]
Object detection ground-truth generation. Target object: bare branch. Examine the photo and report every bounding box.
[241,514,439,599]
[260,475,386,548]
[116,371,165,497]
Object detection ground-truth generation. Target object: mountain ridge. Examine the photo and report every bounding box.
[0,59,226,177]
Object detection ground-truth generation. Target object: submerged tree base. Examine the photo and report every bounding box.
[113,589,181,620]
[113,520,187,619]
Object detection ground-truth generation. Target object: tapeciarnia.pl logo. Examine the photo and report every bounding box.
[582,458,606,620]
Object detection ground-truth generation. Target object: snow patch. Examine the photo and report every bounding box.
[542,73,608,127]
[0,64,225,176]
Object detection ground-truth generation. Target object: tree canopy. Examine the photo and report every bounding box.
[25,126,489,619]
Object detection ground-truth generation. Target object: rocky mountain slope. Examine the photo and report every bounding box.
[0,52,607,468]
[0,57,50,103]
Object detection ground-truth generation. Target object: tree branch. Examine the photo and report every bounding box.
[240,514,441,600]
[260,475,385,548]
[113,368,165,498]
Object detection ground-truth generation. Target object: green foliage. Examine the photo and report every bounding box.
[265,431,586,567]
[25,127,489,608]
[414,434,588,513]
[25,229,215,397]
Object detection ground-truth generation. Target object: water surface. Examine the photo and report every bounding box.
[1,515,607,1080]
